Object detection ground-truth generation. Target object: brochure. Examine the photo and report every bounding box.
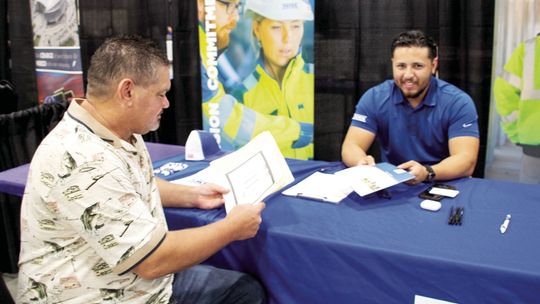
[335,162,414,197]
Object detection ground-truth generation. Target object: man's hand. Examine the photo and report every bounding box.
[398,160,428,185]
[226,203,265,241]
[356,155,376,166]
[192,183,230,209]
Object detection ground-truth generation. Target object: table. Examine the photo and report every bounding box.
[153,154,540,303]
[2,144,540,303]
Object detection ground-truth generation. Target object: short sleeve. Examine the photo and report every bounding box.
[447,93,480,139]
[350,88,378,134]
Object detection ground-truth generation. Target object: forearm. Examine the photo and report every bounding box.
[134,219,236,279]
[342,142,369,167]
[156,177,197,208]
[432,153,477,181]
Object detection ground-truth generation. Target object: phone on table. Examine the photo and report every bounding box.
[418,188,443,201]
[418,183,457,201]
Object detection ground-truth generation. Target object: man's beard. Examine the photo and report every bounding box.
[401,82,429,100]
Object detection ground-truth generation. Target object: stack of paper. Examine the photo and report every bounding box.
[282,162,414,203]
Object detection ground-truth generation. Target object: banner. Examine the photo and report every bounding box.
[30,0,84,104]
[198,0,315,160]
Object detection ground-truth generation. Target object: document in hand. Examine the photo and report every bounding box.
[335,163,414,197]
[209,131,294,213]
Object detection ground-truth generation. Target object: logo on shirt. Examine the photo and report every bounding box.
[462,123,473,128]
[353,114,367,123]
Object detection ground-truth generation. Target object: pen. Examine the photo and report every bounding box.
[458,207,464,225]
[296,193,328,202]
[448,206,454,225]
[500,214,511,234]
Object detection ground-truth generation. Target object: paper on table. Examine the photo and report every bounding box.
[209,131,294,213]
[282,171,353,203]
[335,163,414,196]
[171,166,214,186]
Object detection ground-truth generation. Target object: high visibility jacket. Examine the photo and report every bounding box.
[199,25,313,159]
[494,35,540,145]
[238,53,314,159]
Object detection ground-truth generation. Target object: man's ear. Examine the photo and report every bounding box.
[432,57,439,74]
[117,78,135,104]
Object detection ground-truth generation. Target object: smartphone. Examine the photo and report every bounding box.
[418,187,443,201]
[432,183,456,190]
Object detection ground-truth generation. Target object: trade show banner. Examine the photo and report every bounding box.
[198,0,315,160]
[30,0,84,104]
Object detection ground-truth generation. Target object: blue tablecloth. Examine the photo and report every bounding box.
[154,154,540,303]
[3,145,540,303]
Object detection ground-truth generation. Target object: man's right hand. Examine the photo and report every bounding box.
[356,155,376,166]
[226,202,265,241]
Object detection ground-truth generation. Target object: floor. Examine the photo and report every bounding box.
[3,272,16,300]
[484,140,522,182]
[0,142,525,301]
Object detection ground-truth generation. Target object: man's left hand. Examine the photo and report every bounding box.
[193,183,230,209]
[398,160,428,185]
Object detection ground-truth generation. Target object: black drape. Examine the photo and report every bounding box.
[7,0,37,110]
[0,0,10,81]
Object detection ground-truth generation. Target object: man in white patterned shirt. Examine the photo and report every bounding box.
[18,35,266,303]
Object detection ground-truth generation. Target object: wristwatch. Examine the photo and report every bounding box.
[423,165,436,183]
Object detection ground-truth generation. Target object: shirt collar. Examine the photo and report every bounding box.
[67,98,139,153]
[392,76,438,107]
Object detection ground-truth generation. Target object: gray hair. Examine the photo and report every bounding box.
[86,35,169,98]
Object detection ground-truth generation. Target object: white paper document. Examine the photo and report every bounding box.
[282,172,353,203]
[209,131,294,213]
[171,166,214,186]
[335,163,414,197]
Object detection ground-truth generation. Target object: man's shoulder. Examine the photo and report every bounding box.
[434,78,470,98]
[363,80,395,102]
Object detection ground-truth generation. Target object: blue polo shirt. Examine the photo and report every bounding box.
[350,77,479,165]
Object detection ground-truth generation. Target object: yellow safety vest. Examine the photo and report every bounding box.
[494,35,540,145]
[241,53,314,159]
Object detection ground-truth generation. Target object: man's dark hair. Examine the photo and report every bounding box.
[391,30,438,60]
[87,35,169,98]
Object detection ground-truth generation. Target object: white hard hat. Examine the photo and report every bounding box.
[244,0,314,21]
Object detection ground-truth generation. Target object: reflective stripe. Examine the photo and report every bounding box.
[501,110,519,123]
[521,38,540,99]
[242,74,259,91]
[501,70,521,89]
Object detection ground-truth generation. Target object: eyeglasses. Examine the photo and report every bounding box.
[216,0,242,15]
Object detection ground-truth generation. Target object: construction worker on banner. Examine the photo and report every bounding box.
[494,33,540,184]
[238,0,315,159]
[197,0,313,159]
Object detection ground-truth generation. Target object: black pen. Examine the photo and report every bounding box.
[448,206,454,225]
[296,192,328,202]
[458,207,464,225]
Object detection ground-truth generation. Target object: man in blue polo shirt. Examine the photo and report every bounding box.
[342,30,479,184]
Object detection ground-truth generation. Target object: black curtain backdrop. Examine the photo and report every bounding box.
[5,0,494,163]
[0,0,10,81]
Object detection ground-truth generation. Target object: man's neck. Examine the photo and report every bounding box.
[81,98,132,142]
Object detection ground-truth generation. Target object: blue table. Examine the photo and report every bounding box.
[2,145,540,303]
[153,154,540,304]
